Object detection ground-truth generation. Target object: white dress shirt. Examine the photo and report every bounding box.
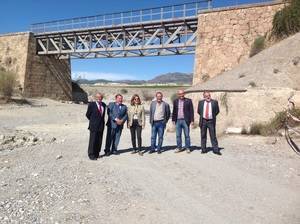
[203,101,212,119]
[95,101,104,115]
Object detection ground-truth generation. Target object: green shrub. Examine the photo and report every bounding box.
[0,69,17,100]
[170,93,177,102]
[249,123,265,135]
[248,81,257,87]
[120,88,128,94]
[220,92,229,114]
[241,127,248,135]
[272,0,300,39]
[249,36,265,57]
[142,91,154,101]
[249,107,300,136]
[202,74,210,82]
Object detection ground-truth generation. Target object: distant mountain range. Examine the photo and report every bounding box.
[74,72,193,85]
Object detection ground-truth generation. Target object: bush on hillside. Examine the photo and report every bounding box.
[249,107,300,136]
[249,36,265,57]
[272,0,300,39]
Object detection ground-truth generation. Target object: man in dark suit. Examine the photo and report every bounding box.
[86,93,106,160]
[105,94,128,155]
[197,91,221,155]
[172,89,194,153]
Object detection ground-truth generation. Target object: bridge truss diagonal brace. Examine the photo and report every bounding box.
[35,18,198,59]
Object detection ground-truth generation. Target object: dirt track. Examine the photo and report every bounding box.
[0,99,299,224]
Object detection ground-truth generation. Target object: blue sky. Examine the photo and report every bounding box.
[0,0,266,80]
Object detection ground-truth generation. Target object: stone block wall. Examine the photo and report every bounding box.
[0,32,72,100]
[193,1,286,85]
[0,32,30,89]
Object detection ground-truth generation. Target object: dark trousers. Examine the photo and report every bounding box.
[201,118,219,152]
[105,125,123,153]
[130,119,142,150]
[88,129,104,159]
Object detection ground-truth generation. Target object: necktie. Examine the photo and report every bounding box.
[98,102,102,115]
[205,102,209,119]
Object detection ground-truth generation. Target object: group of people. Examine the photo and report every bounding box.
[86,90,220,160]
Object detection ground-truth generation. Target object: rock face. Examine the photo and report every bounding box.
[0,32,72,100]
[193,1,285,85]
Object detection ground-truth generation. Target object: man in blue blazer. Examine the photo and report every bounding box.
[105,94,128,155]
[86,93,106,160]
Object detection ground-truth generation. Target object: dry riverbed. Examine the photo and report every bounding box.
[0,98,299,224]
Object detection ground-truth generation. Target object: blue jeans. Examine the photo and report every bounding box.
[151,121,166,151]
[105,126,123,153]
[176,119,191,149]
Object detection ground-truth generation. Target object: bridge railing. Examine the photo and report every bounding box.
[30,0,277,34]
[30,1,212,34]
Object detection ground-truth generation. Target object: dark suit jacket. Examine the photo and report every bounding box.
[106,102,128,129]
[86,101,106,132]
[197,99,219,126]
[172,98,194,125]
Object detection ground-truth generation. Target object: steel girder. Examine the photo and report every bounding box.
[35,18,198,59]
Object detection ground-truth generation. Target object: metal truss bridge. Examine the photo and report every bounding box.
[31,1,212,59]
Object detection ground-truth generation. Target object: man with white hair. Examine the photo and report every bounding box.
[86,93,106,160]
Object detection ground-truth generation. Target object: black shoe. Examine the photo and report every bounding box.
[112,150,119,155]
[213,151,222,155]
[157,150,162,154]
[149,150,155,154]
[89,157,97,160]
[104,152,110,156]
[201,149,208,154]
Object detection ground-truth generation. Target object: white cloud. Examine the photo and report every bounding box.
[72,71,138,80]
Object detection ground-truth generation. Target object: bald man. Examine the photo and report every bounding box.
[86,93,106,160]
[172,89,194,153]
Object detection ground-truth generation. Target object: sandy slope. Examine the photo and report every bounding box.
[0,99,299,223]
[188,32,300,92]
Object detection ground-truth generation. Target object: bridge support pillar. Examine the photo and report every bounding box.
[0,32,72,100]
[193,1,285,85]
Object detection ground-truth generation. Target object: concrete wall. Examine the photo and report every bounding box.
[0,32,72,100]
[193,1,285,85]
[187,88,300,135]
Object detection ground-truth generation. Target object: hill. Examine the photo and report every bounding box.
[75,72,193,85]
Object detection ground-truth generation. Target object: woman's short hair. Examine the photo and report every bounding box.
[130,94,141,105]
